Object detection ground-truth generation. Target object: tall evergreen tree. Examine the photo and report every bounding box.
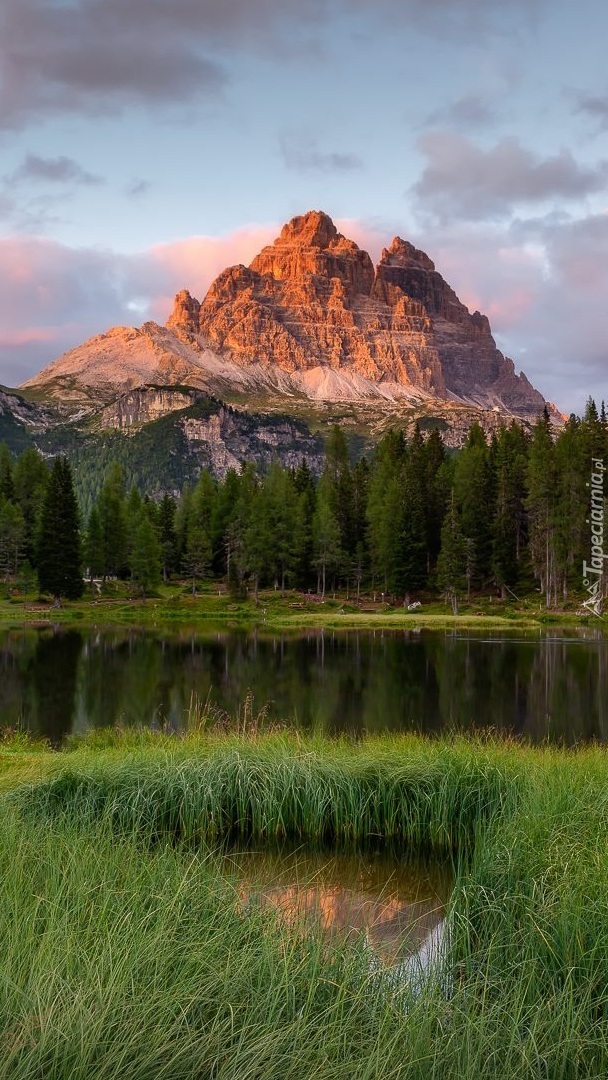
[0,444,15,503]
[436,494,466,615]
[492,424,530,597]
[37,457,83,599]
[313,471,341,597]
[97,463,128,580]
[292,460,316,588]
[13,448,48,565]
[131,511,162,599]
[158,494,178,582]
[453,424,494,593]
[84,506,104,586]
[526,409,558,607]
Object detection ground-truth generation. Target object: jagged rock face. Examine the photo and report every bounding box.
[372,238,544,415]
[170,210,445,394]
[99,387,198,430]
[168,210,545,419]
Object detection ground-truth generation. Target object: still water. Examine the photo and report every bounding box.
[226,847,450,967]
[0,626,606,744]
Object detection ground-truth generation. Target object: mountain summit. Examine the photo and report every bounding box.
[165,209,545,418]
[21,210,550,438]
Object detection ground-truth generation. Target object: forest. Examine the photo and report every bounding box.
[0,401,606,611]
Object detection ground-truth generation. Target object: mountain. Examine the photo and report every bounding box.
[6,211,559,487]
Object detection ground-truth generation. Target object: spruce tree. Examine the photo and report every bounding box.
[37,457,83,600]
[131,511,161,599]
[0,444,15,503]
[13,448,49,564]
[98,463,128,580]
[526,409,557,607]
[436,495,466,615]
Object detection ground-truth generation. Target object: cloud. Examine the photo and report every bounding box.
[575,91,608,130]
[411,133,608,222]
[0,0,544,131]
[7,154,103,186]
[0,0,229,129]
[424,94,500,131]
[344,0,543,39]
[413,211,608,412]
[125,179,151,199]
[279,132,363,173]
[0,225,281,384]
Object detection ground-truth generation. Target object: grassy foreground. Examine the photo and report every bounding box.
[1,731,608,1078]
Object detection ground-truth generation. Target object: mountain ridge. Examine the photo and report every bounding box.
[20,210,554,431]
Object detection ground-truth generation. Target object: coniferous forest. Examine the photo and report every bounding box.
[0,401,607,609]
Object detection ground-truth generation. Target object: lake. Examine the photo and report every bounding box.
[0,626,606,744]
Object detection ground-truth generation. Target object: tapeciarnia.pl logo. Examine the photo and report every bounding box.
[582,457,606,617]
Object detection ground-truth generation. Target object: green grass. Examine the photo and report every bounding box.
[0,582,597,632]
[1,732,608,1077]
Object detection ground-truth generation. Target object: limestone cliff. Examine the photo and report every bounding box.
[19,210,556,448]
[168,210,546,419]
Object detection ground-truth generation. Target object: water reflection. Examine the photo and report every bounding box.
[0,626,606,744]
[227,847,450,965]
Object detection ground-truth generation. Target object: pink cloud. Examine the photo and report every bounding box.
[0,327,58,346]
[144,224,279,320]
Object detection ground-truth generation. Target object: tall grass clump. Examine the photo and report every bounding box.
[4,733,608,1076]
[13,734,518,854]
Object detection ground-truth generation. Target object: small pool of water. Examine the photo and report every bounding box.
[224,847,452,966]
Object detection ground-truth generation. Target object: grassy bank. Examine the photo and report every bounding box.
[0,731,607,1077]
[0,582,600,632]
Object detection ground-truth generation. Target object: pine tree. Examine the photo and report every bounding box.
[13,447,49,565]
[453,423,494,593]
[37,457,83,600]
[84,506,104,586]
[423,428,447,573]
[131,511,161,599]
[526,409,557,607]
[183,523,212,595]
[98,463,129,580]
[0,444,15,503]
[0,499,25,592]
[313,472,341,597]
[492,424,530,597]
[436,495,466,615]
[398,427,427,600]
[158,494,178,582]
[292,460,316,589]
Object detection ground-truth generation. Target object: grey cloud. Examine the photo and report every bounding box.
[405,211,608,414]
[425,94,500,131]
[575,92,608,130]
[8,154,103,185]
[0,0,229,129]
[0,0,544,130]
[411,133,608,222]
[280,133,363,173]
[126,179,151,199]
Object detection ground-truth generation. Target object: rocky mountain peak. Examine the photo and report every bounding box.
[166,288,201,332]
[249,210,375,297]
[381,237,436,272]
[277,209,339,248]
[21,209,552,435]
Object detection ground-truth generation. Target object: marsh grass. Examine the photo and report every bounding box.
[3,733,608,1076]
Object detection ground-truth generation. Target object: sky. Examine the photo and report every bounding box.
[0,0,607,414]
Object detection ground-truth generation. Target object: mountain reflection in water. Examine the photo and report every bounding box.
[227,848,451,966]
